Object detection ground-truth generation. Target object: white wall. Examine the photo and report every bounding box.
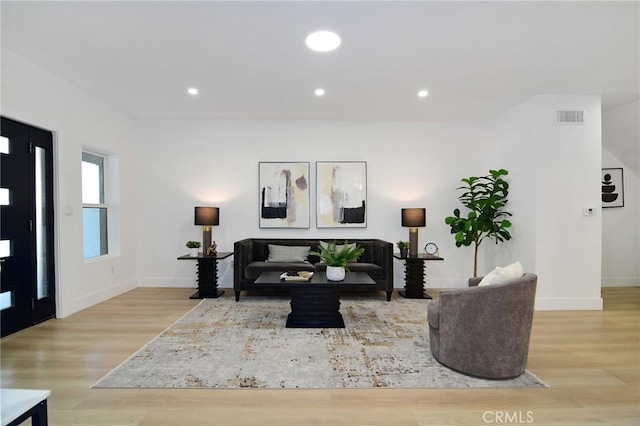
[134,95,604,310]
[133,120,493,290]
[602,101,640,287]
[490,95,603,310]
[1,48,138,317]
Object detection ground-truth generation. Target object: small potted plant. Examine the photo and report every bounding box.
[396,240,410,258]
[186,240,201,257]
[310,241,365,281]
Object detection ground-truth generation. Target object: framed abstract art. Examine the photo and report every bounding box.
[602,168,624,208]
[316,161,367,228]
[259,162,310,228]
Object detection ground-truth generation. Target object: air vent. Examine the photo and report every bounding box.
[556,110,585,124]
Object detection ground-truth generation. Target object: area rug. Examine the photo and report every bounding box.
[92,295,547,389]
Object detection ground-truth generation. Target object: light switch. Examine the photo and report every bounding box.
[583,207,595,216]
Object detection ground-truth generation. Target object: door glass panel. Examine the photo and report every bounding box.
[0,188,9,205]
[0,240,11,258]
[35,147,49,299]
[0,136,9,154]
[0,291,14,311]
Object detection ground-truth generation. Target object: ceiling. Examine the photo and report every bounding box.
[1,1,639,123]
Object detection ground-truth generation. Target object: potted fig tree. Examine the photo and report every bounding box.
[445,169,513,277]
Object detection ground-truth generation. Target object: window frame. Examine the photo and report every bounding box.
[82,151,109,259]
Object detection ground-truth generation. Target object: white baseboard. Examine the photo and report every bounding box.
[601,277,640,287]
[534,297,603,311]
[59,279,137,318]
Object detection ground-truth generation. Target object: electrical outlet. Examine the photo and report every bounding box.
[111,265,115,274]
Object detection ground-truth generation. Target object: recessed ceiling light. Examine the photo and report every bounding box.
[315,88,325,97]
[306,31,341,52]
[418,90,429,98]
[187,87,199,95]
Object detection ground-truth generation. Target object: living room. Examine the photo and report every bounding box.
[1,1,638,424]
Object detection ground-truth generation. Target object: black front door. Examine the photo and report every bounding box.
[1,116,56,337]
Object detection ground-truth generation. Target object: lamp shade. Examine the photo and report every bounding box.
[401,208,426,227]
[194,207,219,226]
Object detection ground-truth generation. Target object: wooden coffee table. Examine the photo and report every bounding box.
[254,271,376,328]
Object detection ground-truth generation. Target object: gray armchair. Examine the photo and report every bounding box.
[427,273,537,379]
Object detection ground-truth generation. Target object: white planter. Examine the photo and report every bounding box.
[326,266,345,281]
[189,247,199,257]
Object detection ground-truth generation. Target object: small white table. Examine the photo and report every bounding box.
[1,388,50,426]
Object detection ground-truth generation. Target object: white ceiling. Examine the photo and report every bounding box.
[1,1,639,123]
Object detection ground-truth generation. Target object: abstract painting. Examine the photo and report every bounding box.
[602,168,624,208]
[259,162,310,228]
[316,161,367,228]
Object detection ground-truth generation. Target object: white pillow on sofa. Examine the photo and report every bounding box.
[319,241,360,263]
[267,245,311,263]
[478,261,524,286]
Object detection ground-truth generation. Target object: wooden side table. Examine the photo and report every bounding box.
[177,252,233,299]
[394,253,444,299]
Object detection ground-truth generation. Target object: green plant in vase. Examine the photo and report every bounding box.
[310,241,365,281]
[396,240,410,258]
[186,240,201,257]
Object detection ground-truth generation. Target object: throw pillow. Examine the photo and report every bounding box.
[478,261,524,286]
[267,245,311,263]
[319,241,360,263]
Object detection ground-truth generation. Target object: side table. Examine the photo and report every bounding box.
[394,253,444,299]
[1,388,51,426]
[177,252,233,299]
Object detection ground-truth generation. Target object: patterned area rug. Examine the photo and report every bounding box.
[93,294,547,389]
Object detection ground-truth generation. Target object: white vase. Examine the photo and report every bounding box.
[326,266,345,281]
[189,247,199,257]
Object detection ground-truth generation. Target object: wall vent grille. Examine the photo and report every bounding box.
[556,110,585,124]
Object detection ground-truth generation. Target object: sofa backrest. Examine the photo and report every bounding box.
[250,239,376,264]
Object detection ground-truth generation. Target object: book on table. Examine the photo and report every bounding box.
[280,271,314,282]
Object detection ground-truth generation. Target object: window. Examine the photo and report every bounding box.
[82,152,108,258]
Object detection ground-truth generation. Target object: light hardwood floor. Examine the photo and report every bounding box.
[1,287,638,426]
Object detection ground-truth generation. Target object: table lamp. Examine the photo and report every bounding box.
[402,208,425,256]
[194,207,219,255]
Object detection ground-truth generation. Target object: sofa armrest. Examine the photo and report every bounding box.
[234,239,254,290]
[372,239,393,288]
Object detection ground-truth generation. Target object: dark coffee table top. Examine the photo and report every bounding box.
[255,271,375,288]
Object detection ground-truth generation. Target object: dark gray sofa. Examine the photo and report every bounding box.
[233,238,394,301]
[427,273,537,379]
